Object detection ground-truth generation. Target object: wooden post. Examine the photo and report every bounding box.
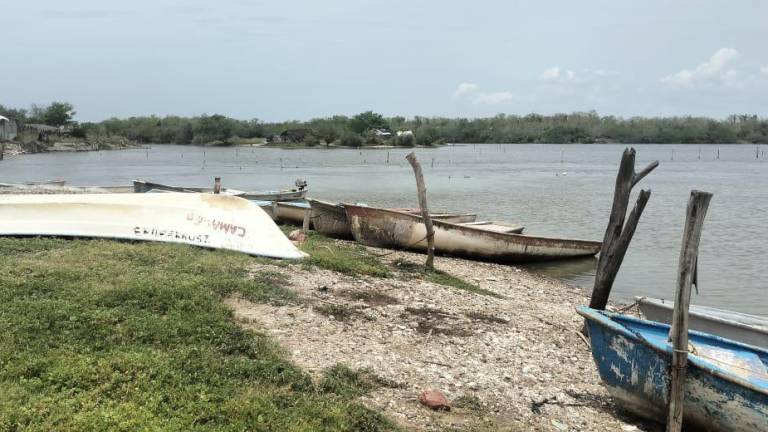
[406,152,435,269]
[666,190,712,432]
[589,148,659,311]
[213,177,222,194]
[0,143,4,161]
[302,208,311,234]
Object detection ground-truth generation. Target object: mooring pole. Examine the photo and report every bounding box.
[213,177,222,194]
[666,190,712,432]
[589,148,659,311]
[302,208,311,234]
[0,143,4,161]
[406,152,435,269]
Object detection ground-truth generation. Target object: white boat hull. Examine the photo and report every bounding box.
[637,297,768,349]
[0,193,305,259]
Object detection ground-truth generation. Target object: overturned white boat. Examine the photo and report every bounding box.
[0,193,306,259]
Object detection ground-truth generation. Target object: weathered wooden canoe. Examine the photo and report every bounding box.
[254,200,311,226]
[0,180,67,187]
[0,193,305,259]
[308,199,481,239]
[579,306,768,432]
[636,297,768,349]
[133,179,307,201]
[389,208,477,223]
[308,199,353,239]
[345,204,599,262]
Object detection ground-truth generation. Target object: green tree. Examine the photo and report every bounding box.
[349,111,388,134]
[43,102,76,126]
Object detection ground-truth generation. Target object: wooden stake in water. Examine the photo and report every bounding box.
[213,177,222,194]
[561,148,564,164]
[386,151,390,164]
[431,158,435,168]
[698,148,701,160]
[666,190,712,432]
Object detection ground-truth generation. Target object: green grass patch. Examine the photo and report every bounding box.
[392,259,501,298]
[319,365,403,399]
[0,237,397,431]
[298,233,391,278]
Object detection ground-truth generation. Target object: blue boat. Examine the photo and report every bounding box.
[578,306,768,432]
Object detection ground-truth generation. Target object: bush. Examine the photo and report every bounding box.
[340,133,363,148]
[304,134,320,147]
[394,133,414,147]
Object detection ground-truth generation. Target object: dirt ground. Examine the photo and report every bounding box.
[225,245,662,432]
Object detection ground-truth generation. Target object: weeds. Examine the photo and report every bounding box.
[393,258,501,298]
[0,237,397,431]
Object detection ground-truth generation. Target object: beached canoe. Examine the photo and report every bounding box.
[254,200,311,226]
[579,306,768,432]
[0,180,67,187]
[133,179,308,201]
[309,199,481,239]
[636,297,768,349]
[0,193,305,259]
[308,199,353,239]
[345,204,599,262]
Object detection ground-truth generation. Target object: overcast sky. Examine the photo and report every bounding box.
[2,0,768,121]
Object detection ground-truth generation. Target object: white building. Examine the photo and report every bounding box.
[0,115,18,141]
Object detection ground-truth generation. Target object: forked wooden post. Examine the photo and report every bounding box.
[666,190,712,432]
[213,177,222,194]
[589,148,659,311]
[405,152,435,268]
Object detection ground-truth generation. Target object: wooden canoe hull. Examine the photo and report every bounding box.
[133,180,307,201]
[344,204,600,262]
[0,193,305,259]
[255,201,310,226]
[579,307,768,432]
[309,199,352,239]
[637,297,768,349]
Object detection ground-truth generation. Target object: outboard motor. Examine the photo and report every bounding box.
[295,179,307,191]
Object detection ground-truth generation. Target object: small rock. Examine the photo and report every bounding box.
[419,389,450,411]
[288,229,306,242]
[621,426,639,431]
[551,420,568,431]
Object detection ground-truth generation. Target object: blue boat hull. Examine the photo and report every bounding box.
[578,307,768,432]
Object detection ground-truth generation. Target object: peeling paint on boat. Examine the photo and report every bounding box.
[579,307,768,432]
[345,204,600,263]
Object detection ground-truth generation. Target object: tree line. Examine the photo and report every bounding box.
[2,103,767,145]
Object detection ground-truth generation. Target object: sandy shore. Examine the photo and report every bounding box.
[226,242,662,432]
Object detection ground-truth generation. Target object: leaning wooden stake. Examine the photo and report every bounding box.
[406,152,435,269]
[213,177,222,194]
[589,148,659,311]
[666,190,712,432]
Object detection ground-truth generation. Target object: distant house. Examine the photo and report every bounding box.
[396,130,413,137]
[371,128,392,139]
[0,115,18,141]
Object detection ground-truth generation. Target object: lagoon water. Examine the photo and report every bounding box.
[1,143,766,315]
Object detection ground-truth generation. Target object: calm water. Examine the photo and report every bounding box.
[1,144,766,315]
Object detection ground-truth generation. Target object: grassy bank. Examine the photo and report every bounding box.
[0,237,397,431]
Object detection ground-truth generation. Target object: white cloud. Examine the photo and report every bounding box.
[539,66,576,82]
[473,91,515,105]
[660,48,740,87]
[761,65,768,76]
[452,82,516,105]
[452,82,478,98]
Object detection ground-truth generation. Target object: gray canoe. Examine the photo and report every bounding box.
[636,296,768,349]
[309,199,480,240]
[345,204,601,263]
[133,179,307,201]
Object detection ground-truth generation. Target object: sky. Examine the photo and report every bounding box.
[2,0,768,122]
